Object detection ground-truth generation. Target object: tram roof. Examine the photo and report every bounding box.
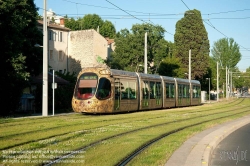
[161,76,176,81]
[110,69,138,77]
[190,80,201,85]
[137,72,161,80]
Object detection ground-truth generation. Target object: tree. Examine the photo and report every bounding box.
[157,41,182,77]
[0,0,42,116]
[174,9,210,79]
[82,14,104,30]
[211,38,241,91]
[64,16,80,30]
[211,38,241,69]
[100,20,116,38]
[110,23,165,73]
[64,14,116,38]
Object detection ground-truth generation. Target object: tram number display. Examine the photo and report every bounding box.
[80,76,97,80]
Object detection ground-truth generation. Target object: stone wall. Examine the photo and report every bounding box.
[68,29,108,75]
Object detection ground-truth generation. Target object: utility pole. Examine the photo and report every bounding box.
[42,0,48,116]
[226,66,228,99]
[217,62,219,101]
[144,32,147,74]
[189,49,191,81]
[228,68,230,97]
[230,71,233,96]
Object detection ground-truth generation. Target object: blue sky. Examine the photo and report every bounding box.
[34,0,250,71]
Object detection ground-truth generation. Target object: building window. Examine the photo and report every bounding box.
[49,30,52,40]
[59,51,63,61]
[49,30,57,41]
[53,31,57,41]
[49,50,53,60]
[59,32,62,42]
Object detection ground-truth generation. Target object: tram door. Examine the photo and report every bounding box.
[114,78,120,111]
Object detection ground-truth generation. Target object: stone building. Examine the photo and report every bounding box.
[68,29,110,74]
[37,19,114,76]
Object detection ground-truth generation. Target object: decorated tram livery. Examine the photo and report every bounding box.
[72,66,201,113]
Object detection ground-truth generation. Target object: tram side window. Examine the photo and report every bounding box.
[120,79,137,99]
[166,83,170,98]
[166,83,174,98]
[115,79,120,99]
[183,85,190,98]
[142,81,149,99]
[96,78,111,100]
[150,82,155,99]
[178,84,183,98]
[171,83,175,98]
[183,85,187,98]
[155,82,162,99]
[197,86,201,97]
[128,81,137,99]
[193,85,200,98]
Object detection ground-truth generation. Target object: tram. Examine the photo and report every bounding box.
[72,66,201,113]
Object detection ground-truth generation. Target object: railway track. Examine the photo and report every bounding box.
[1,98,243,151]
[41,98,250,166]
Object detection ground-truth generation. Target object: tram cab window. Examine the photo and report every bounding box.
[96,78,111,100]
[76,73,97,100]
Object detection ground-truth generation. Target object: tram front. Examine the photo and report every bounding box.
[72,69,113,113]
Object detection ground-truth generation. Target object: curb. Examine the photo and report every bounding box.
[165,115,250,166]
[196,116,250,166]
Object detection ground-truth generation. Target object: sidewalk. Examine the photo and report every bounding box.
[165,115,250,166]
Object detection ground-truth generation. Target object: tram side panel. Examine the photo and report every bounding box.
[161,76,176,108]
[175,78,191,107]
[138,73,163,111]
[112,72,139,113]
[190,80,201,105]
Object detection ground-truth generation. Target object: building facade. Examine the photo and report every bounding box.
[68,29,109,74]
[37,20,70,73]
[37,19,114,76]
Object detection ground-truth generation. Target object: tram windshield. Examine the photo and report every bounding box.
[96,78,111,100]
[76,73,98,99]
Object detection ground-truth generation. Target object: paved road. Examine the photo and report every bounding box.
[210,123,250,166]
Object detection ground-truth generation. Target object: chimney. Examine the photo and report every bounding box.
[60,18,65,27]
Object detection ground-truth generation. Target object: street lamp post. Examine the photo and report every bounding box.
[206,78,210,103]
[42,0,48,116]
[144,32,147,74]
[217,62,219,101]
[189,49,191,81]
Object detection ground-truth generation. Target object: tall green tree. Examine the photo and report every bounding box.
[64,16,80,30]
[100,20,116,38]
[0,0,42,115]
[174,9,210,79]
[211,38,241,91]
[211,38,241,69]
[64,14,116,38]
[82,14,103,30]
[110,23,165,73]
